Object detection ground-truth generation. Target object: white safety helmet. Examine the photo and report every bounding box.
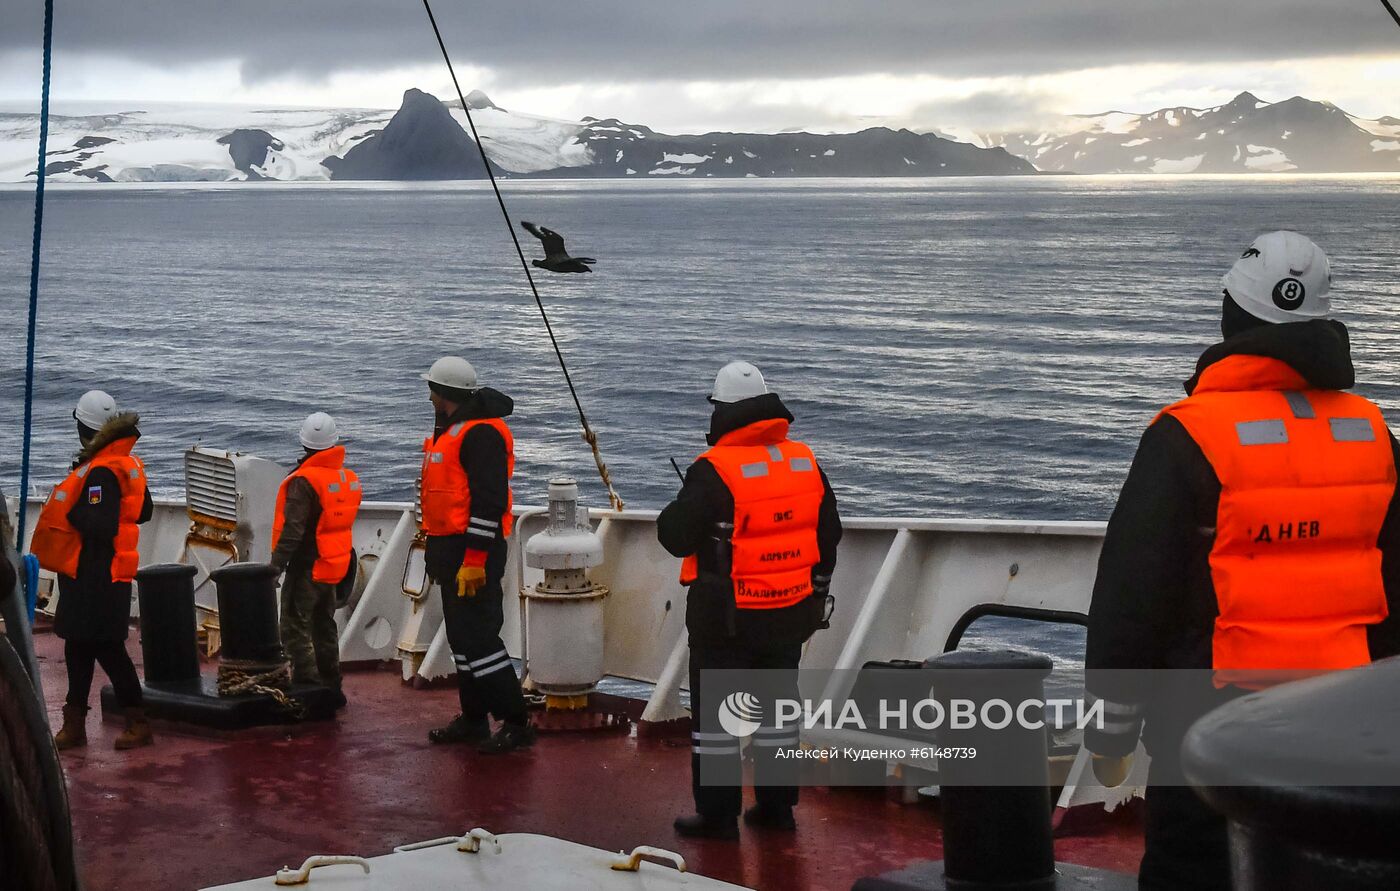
[1222,230,1332,325]
[74,390,117,429]
[299,412,338,450]
[421,356,479,392]
[709,361,768,404]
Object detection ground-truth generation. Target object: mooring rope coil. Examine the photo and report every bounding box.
[420,0,624,512]
[216,658,306,720]
[16,0,55,550]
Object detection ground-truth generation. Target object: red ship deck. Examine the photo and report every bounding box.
[35,632,1143,891]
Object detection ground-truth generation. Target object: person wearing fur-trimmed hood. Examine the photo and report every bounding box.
[30,390,154,751]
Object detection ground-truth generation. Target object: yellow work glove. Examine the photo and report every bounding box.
[456,565,487,598]
[1091,753,1133,788]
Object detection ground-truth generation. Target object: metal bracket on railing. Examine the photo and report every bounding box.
[273,855,371,885]
[610,846,687,873]
[456,828,502,854]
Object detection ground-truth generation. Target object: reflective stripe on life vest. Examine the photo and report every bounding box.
[1160,354,1395,682]
[419,418,515,538]
[271,445,363,584]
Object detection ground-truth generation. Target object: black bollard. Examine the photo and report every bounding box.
[1183,657,1400,891]
[210,563,284,664]
[925,649,1056,891]
[852,648,1133,891]
[135,563,200,686]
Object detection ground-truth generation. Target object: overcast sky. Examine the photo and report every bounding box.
[3,1,1399,132]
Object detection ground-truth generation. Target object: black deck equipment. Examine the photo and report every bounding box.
[1183,656,1400,891]
[101,562,337,729]
[852,648,1133,891]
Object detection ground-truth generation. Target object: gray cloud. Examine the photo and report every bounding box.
[2,0,1396,89]
[905,91,1065,132]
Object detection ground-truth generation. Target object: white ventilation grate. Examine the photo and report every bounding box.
[185,447,238,522]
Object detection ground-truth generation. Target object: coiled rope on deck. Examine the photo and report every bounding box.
[217,658,306,720]
[0,631,76,891]
[16,0,55,550]
[420,0,624,512]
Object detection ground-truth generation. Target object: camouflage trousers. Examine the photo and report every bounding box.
[279,567,341,690]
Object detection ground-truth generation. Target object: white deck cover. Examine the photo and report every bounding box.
[202,833,752,890]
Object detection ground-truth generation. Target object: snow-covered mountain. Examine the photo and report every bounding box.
[0,92,592,183]
[951,92,1400,175]
[6,89,1393,182]
[0,88,1030,182]
[0,104,389,182]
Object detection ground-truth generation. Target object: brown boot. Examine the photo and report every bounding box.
[54,704,88,751]
[114,706,154,750]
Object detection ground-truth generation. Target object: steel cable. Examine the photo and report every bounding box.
[420,0,624,511]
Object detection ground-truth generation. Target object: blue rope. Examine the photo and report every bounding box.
[22,554,39,623]
[17,0,54,549]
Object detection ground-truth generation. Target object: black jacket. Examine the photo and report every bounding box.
[1085,321,1400,757]
[424,387,514,584]
[53,414,154,642]
[658,394,842,647]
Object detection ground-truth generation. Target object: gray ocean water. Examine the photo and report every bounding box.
[2,177,1399,526]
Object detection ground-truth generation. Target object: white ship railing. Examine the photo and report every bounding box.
[18,496,1105,716]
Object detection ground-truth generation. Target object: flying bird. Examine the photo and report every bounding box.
[520,221,596,273]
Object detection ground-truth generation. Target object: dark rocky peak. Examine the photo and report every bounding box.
[323,89,486,180]
[217,129,284,180]
[463,89,499,110]
[1222,91,1262,112]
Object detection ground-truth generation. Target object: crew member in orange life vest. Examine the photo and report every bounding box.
[658,362,842,839]
[1085,231,1400,891]
[270,412,361,709]
[31,390,154,752]
[420,356,535,754]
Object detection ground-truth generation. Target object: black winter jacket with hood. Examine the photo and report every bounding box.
[1085,320,1400,759]
[658,393,843,648]
[423,387,515,585]
[53,413,154,642]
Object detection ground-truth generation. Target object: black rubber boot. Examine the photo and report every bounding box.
[477,721,537,754]
[744,804,796,830]
[673,813,739,840]
[428,714,490,745]
[330,688,348,711]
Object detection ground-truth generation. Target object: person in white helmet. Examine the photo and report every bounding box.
[269,412,362,708]
[30,390,154,751]
[418,356,534,753]
[1085,231,1400,890]
[658,361,842,839]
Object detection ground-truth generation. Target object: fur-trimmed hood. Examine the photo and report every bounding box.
[77,412,141,464]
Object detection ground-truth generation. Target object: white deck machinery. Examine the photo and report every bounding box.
[181,446,285,653]
[520,478,627,731]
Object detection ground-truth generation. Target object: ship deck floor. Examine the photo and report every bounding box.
[36,632,1143,891]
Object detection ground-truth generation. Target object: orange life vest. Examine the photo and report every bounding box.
[420,418,515,538]
[679,418,825,609]
[1160,354,1394,680]
[30,437,147,582]
[271,446,363,584]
